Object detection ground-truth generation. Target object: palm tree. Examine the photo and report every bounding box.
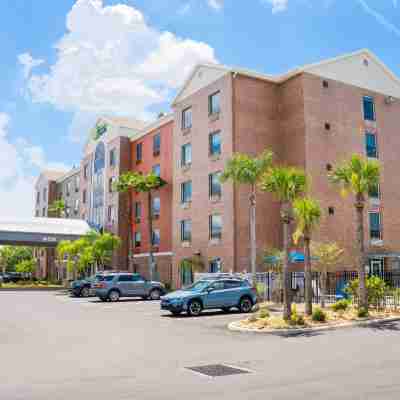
[329,154,380,310]
[220,150,273,285]
[48,199,66,218]
[115,172,166,281]
[260,167,307,319]
[293,197,322,315]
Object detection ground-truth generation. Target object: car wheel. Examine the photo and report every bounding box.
[149,289,161,301]
[238,297,253,313]
[108,290,120,302]
[187,300,203,317]
[221,307,231,313]
[80,287,90,298]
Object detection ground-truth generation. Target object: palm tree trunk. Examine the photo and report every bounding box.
[355,198,368,309]
[148,191,155,281]
[249,185,257,287]
[304,236,313,315]
[282,204,291,320]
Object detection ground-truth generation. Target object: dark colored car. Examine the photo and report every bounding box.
[94,273,166,302]
[161,278,257,316]
[70,274,104,297]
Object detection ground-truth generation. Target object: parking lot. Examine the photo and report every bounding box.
[2,291,400,400]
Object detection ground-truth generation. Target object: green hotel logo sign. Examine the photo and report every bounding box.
[93,122,108,140]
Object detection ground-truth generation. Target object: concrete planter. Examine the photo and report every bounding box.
[228,316,400,335]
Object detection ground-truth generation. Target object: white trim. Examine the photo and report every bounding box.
[172,49,400,106]
[133,251,173,258]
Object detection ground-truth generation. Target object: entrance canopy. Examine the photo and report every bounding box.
[0,218,91,247]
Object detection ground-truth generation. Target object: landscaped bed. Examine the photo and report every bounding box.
[229,302,400,333]
[0,281,64,290]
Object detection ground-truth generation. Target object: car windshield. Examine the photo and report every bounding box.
[185,280,211,292]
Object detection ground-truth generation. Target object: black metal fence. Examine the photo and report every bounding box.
[253,271,400,306]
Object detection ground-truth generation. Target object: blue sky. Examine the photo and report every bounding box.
[0,0,399,218]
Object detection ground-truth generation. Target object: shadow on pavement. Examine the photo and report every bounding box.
[361,321,400,332]
[162,310,243,319]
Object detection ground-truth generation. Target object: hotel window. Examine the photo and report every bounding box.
[152,164,161,177]
[209,214,222,240]
[182,107,192,130]
[82,189,87,204]
[83,164,87,180]
[74,199,79,214]
[180,219,192,242]
[35,210,39,217]
[152,197,160,218]
[363,96,376,121]
[209,258,222,273]
[181,143,192,167]
[75,175,80,192]
[209,131,221,156]
[36,191,40,205]
[181,181,192,203]
[365,132,378,158]
[209,91,221,115]
[66,182,71,196]
[153,132,161,156]
[42,207,46,217]
[152,229,160,246]
[369,183,380,199]
[134,202,141,222]
[109,177,114,193]
[134,231,141,248]
[109,148,116,167]
[136,142,143,162]
[369,212,382,240]
[43,188,47,202]
[209,172,222,199]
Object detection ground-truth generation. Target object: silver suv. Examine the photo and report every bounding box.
[94,273,165,302]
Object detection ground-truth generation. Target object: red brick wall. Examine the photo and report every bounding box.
[130,120,174,281]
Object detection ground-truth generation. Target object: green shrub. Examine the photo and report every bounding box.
[256,282,266,298]
[357,307,369,318]
[345,276,386,307]
[331,299,350,312]
[312,307,327,322]
[258,307,270,319]
[289,304,305,325]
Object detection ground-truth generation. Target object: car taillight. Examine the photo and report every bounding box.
[95,282,106,288]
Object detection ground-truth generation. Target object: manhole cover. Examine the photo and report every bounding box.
[187,364,250,377]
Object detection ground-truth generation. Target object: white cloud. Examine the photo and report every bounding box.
[0,113,69,219]
[262,0,289,13]
[17,53,45,79]
[207,0,224,11]
[24,0,217,118]
[357,0,400,38]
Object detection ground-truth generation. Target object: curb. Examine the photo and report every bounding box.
[0,287,67,292]
[228,316,400,335]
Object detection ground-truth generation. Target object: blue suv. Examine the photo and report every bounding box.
[161,278,257,316]
[94,273,165,302]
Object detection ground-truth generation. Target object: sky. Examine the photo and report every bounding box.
[0,0,399,219]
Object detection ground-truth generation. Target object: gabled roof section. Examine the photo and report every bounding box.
[172,64,231,106]
[130,113,174,142]
[172,49,400,106]
[299,49,400,98]
[35,170,67,189]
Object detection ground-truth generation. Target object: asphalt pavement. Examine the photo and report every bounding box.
[1,291,400,400]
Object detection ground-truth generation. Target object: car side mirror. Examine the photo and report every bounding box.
[206,287,214,293]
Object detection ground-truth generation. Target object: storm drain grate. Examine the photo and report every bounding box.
[187,364,250,377]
